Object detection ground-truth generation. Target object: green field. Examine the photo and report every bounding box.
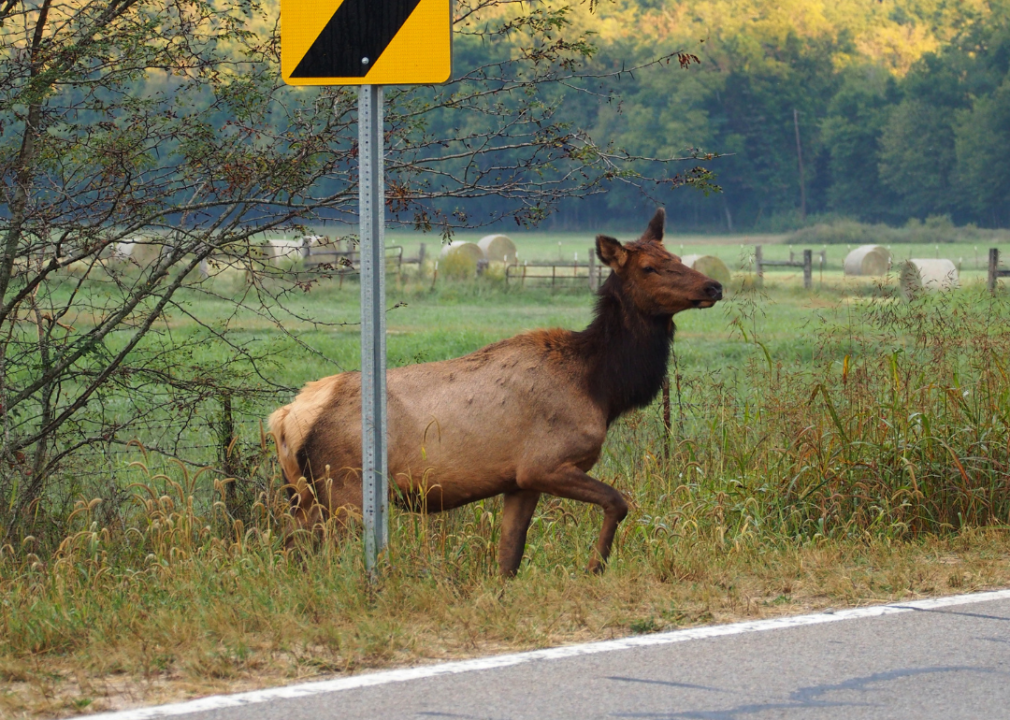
[178,229,1010,393]
[289,226,1010,274]
[5,237,1010,717]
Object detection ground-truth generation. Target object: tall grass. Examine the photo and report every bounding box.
[632,284,1010,545]
[5,281,1010,715]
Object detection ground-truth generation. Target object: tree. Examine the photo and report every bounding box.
[955,78,1010,225]
[952,15,1010,225]
[875,11,1010,223]
[820,65,900,221]
[0,0,698,541]
[697,30,840,226]
[878,74,965,218]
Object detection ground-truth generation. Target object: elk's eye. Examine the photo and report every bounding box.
[643,266,657,274]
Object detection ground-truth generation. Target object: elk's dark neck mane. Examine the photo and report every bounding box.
[575,274,673,425]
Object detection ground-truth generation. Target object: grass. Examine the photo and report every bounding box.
[5,254,1010,717]
[4,513,1009,717]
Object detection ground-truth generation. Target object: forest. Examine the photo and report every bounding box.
[448,0,1010,231]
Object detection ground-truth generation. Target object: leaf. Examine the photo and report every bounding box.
[809,384,849,446]
[754,339,773,373]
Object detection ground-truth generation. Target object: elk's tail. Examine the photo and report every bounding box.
[268,405,303,491]
[269,376,341,493]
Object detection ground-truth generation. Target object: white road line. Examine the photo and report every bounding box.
[82,588,1010,720]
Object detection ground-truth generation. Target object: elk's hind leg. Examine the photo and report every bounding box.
[283,479,326,549]
[516,463,628,574]
[498,489,541,578]
[284,473,359,549]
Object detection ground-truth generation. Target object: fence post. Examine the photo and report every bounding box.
[755,245,764,287]
[661,376,671,463]
[418,243,426,272]
[216,391,239,515]
[989,248,999,293]
[803,249,812,290]
[588,247,596,292]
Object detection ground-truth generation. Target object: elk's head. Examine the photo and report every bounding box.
[596,209,723,316]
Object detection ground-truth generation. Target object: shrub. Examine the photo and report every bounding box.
[788,216,1010,245]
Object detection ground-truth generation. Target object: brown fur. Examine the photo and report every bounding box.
[268,209,723,576]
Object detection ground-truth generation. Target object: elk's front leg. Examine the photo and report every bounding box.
[498,489,541,578]
[516,463,628,573]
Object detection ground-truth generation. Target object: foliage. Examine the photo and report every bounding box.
[955,77,1010,217]
[820,67,900,222]
[531,0,1010,230]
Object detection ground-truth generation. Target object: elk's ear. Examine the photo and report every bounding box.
[642,208,666,243]
[596,235,628,270]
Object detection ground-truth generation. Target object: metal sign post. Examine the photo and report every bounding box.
[358,85,388,572]
[281,0,450,577]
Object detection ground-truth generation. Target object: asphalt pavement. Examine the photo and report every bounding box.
[87,590,1010,720]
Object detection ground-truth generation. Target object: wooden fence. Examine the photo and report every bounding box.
[302,245,407,278]
[505,248,606,291]
[988,248,1010,293]
[755,246,816,289]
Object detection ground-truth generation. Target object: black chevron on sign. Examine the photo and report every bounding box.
[292,0,424,78]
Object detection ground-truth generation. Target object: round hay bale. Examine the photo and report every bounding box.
[113,241,134,261]
[99,240,133,263]
[899,259,959,299]
[439,241,484,262]
[265,239,310,264]
[844,245,891,276]
[680,254,732,286]
[103,239,162,267]
[478,234,517,263]
[439,241,485,278]
[125,239,165,268]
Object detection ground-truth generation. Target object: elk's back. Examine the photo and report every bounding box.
[270,333,606,510]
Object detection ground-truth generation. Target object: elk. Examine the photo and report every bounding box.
[269,209,723,576]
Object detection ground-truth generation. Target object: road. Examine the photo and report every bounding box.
[89,589,1010,720]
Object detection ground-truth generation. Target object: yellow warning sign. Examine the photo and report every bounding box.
[282,0,452,86]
